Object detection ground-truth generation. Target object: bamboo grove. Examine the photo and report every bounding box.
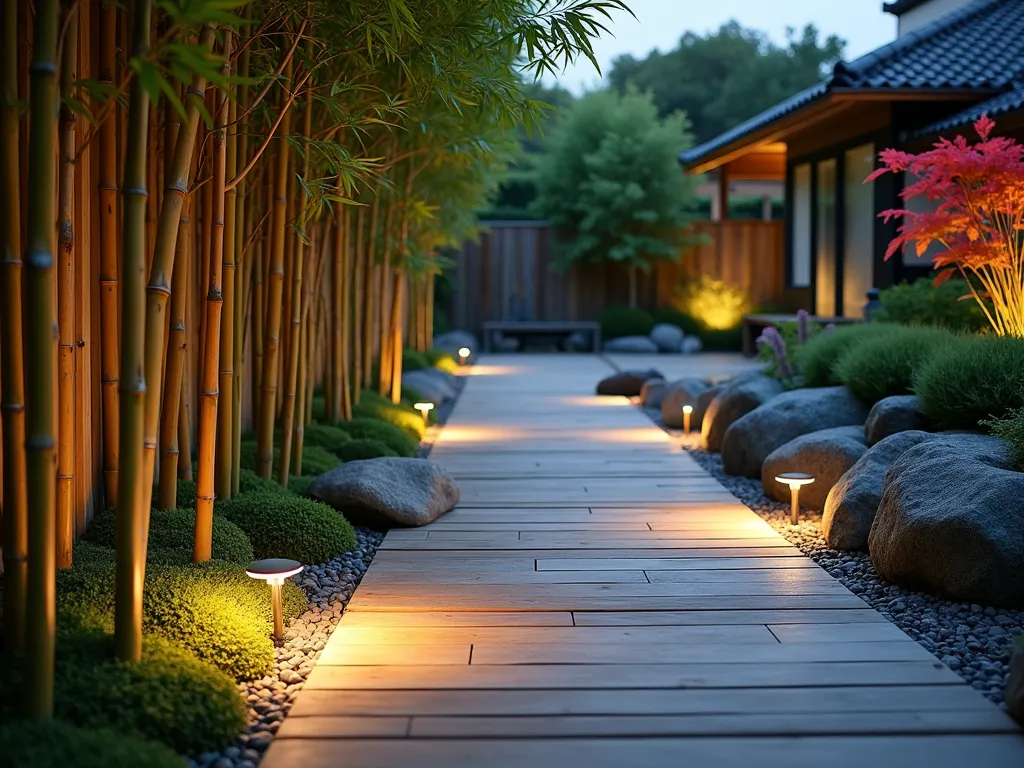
[0,0,627,720]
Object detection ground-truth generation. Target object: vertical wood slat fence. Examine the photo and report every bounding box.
[445,219,785,338]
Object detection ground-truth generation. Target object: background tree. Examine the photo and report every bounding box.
[532,87,695,306]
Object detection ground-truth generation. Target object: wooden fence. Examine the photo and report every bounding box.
[445,219,785,337]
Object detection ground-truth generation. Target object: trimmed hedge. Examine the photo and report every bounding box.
[423,348,459,373]
[834,326,954,404]
[0,628,245,755]
[302,422,353,455]
[353,400,426,439]
[876,277,988,333]
[216,490,357,564]
[334,438,398,462]
[914,335,1024,431]
[85,507,254,565]
[237,467,290,496]
[287,475,315,495]
[58,561,305,680]
[238,439,341,477]
[797,323,897,387]
[596,306,655,341]
[0,720,186,768]
[337,416,418,457]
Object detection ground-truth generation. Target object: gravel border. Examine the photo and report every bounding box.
[191,373,466,768]
[639,403,1023,712]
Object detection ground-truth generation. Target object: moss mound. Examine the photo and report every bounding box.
[834,325,955,404]
[0,720,187,768]
[237,467,290,496]
[287,475,315,495]
[302,422,354,455]
[238,439,341,477]
[84,507,254,566]
[58,561,304,680]
[797,323,898,387]
[334,438,398,462]
[596,305,655,340]
[914,335,1024,430]
[423,348,458,373]
[337,417,418,457]
[352,400,426,439]
[216,491,357,564]
[402,347,429,371]
[0,628,245,755]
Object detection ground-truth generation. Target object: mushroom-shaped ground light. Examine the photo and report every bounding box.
[774,472,815,526]
[414,401,435,424]
[247,558,303,640]
[458,347,471,365]
[682,404,693,433]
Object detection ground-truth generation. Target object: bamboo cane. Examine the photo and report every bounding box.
[426,271,435,347]
[194,36,231,561]
[178,378,192,479]
[351,207,364,407]
[0,0,27,653]
[390,271,405,403]
[329,195,343,423]
[378,198,395,398]
[255,55,293,481]
[113,0,152,666]
[340,206,352,421]
[293,241,315,475]
[361,193,380,390]
[55,0,79,570]
[252,182,266,420]
[216,80,238,500]
[277,168,295,420]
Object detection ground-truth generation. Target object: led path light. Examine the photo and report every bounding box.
[414,401,435,424]
[774,472,815,526]
[247,558,303,640]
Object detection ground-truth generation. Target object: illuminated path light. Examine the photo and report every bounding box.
[774,472,815,526]
[458,346,471,365]
[414,401,434,424]
[682,404,693,433]
[247,558,303,640]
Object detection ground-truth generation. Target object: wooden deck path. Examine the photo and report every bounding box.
[264,355,1024,767]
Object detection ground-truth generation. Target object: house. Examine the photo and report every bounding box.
[678,0,1024,317]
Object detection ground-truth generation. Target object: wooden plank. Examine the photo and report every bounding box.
[338,612,575,628]
[358,570,651,586]
[276,716,411,739]
[571,609,888,627]
[321,644,471,666]
[371,547,807,560]
[378,537,797,551]
[347,594,870,612]
[768,622,911,643]
[538,557,818,571]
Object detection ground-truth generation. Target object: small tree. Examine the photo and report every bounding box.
[532,87,695,307]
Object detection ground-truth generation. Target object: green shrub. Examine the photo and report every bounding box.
[0,720,186,768]
[699,325,743,351]
[402,347,429,371]
[338,416,418,457]
[834,325,955,403]
[334,438,398,461]
[423,348,458,373]
[238,439,341,477]
[302,422,353,455]
[237,467,290,496]
[982,406,1024,471]
[876,277,988,333]
[353,400,426,440]
[311,394,326,422]
[401,384,426,406]
[161,477,197,509]
[58,561,304,680]
[914,335,1024,430]
[216,491,356,564]
[85,508,254,565]
[0,629,245,755]
[797,323,897,387]
[650,307,702,335]
[288,475,315,495]
[596,305,655,340]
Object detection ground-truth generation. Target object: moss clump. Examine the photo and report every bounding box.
[238,439,341,477]
[287,475,315,495]
[84,507,254,565]
[217,491,357,564]
[338,416,418,457]
[0,720,187,768]
[334,439,398,462]
[58,561,304,680]
[0,628,245,755]
[237,467,291,496]
[352,400,426,440]
[302,422,353,456]
[796,323,898,387]
[914,335,1024,430]
[834,325,955,404]
[596,305,655,340]
[423,348,459,373]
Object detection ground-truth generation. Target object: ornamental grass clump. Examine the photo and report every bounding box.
[868,116,1024,337]
[796,323,898,387]
[982,406,1024,471]
[353,400,426,440]
[338,416,418,457]
[834,325,955,403]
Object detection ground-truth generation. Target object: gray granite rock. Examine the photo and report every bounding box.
[822,430,938,551]
[432,330,478,361]
[721,385,868,478]
[700,374,783,452]
[603,335,660,354]
[650,323,685,353]
[402,369,455,404]
[661,379,711,429]
[869,434,1024,606]
[307,457,460,528]
[597,369,662,397]
[761,426,868,510]
[640,378,669,409]
[681,335,703,354]
[865,395,930,445]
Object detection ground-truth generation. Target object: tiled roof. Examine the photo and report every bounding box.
[911,86,1024,137]
[680,0,1024,167]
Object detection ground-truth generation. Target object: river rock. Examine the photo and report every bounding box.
[433,330,478,361]
[603,336,660,354]
[596,369,663,397]
[865,395,930,445]
[869,434,1024,606]
[700,375,783,452]
[680,335,703,354]
[661,379,711,429]
[402,370,456,404]
[306,457,460,528]
[640,378,669,409]
[761,426,868,509]
[650,323,685,353]
[822,430,937,551]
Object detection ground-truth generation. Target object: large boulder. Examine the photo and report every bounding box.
[722,386,869,478]
[596,369,662,397]
[402,369,456,404]
[661,379,711,428]
[640,378,669,409]
[868,434,1024,606]
[650,323,685,353]
[307,457,460,528]
[865,395,930,445]
[700,375,783,452]
[761,426,868,509]
[603,335,660,354]
[822,430,937,551]
[433,330,478,361]
[681,336,703,355]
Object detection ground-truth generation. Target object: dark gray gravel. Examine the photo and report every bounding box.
[642,403,1023,711]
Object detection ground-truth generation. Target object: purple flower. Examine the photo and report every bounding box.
[756,326,792,378]
[796,309,810,343]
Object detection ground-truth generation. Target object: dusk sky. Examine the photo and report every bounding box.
[544,0,897,93]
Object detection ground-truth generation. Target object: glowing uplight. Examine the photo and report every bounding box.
[458,347,471,365]
[774,472,815,526]
[682,404,693,433]
[247,558,303,640]
[413,401,434,424]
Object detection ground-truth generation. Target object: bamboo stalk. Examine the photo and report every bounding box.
[340,207,352,420]
[178,378,192,479]
[255,55,293,481]
[378,198,395,397]
[426,272,435,347]
[292,237,315,475]
[361,193,380,390]
[114,0,153,665]
[252,181,266,420]
[329,196,343,423]
[390,270,405,403]
[97,0,119,508]
[216,76,238,500]
[0,0,27,653]
[194,35,232,561]
[55,0,79,570]
[351,207,364,406]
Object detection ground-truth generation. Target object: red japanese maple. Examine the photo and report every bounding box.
[868,116,1024,336]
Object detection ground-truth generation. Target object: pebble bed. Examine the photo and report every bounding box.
[191,377,465,768]
[645,405,1023,711]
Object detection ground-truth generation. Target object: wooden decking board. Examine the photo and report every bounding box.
[265,354,1021,767]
